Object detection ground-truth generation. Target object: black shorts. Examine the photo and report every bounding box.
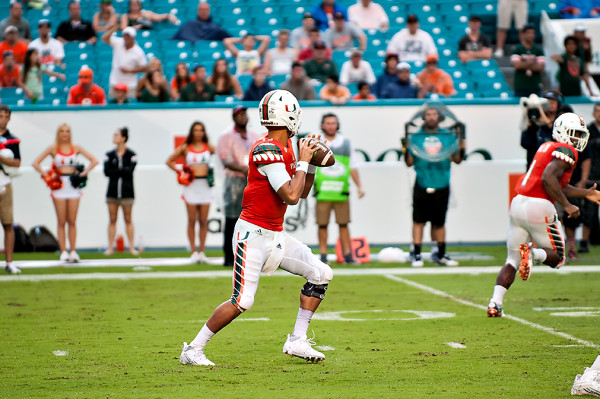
[412,183,450,226]
[562,196,596,229]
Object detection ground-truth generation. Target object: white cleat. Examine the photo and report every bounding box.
[282,334,325,362]
[179,342,215,366]
[60,251,70,262]
[572,368,600,397]
[190,252,200,263]
[69,251,80,263]
[197,251,208,263]
[5,263,21,274]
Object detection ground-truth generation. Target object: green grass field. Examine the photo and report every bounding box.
[1,246,599,398]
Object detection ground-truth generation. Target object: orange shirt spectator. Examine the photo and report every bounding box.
[319,76,351,104]
[416,54,456,97]
[67,67,107,105]
[0,26,28,64]
[0,51,20,87]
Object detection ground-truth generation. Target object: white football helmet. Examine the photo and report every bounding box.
[259,89,302,137]
[553,112,589,152]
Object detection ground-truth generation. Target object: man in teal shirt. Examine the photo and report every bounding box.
[314,113,365,264]
[403,107,465,267]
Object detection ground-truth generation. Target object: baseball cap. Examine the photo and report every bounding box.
[521,23,535,32]
[406,14,418,23]
[4,25,17,35]
[114,82,128,92]
[397,62,411,71]
[426,54,439,63]
[574,23,586,32]
[78,67,93,83]
[122,26,137,38]
[232,105,247,116]
[2,50,14,59]
[192,63,204,72]
[313,40,326,50]
[333,11,344,20]
[469,15,481,22]
[38,19,51,27]
[302,12,313,19]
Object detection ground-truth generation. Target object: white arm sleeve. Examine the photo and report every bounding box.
[258,163,291,192]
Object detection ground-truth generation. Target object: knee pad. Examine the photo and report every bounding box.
[230,293,254,312]
[301,282,329,300]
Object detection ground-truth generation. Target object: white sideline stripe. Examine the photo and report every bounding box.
[384,274,600,351]
[2,265,600,282]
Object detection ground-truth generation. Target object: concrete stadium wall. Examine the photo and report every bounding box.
[7,101,596,249]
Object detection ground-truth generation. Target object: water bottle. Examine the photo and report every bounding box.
[137,235,144,253]
[116,235,125,252]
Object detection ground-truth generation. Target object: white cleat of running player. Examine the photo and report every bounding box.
[179,342,215,366]
[282,334,325,362]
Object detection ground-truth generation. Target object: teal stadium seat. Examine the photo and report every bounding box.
[37,98,65,106]
[469,1,497,15]
[153,0,183,7]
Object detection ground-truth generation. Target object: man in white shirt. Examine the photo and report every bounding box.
[102,25,148,98]
[339,48,376,85]
[386,14,437,62]
[28,20,65,66]
[348,0,389,31]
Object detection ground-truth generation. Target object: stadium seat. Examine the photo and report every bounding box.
[469,1,497,15]
[153,0,183,6]
[37,98,65,106]
[269,74,288,87]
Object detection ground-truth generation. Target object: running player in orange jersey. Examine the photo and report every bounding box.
[180,90,334,366]
[488,112,600,317]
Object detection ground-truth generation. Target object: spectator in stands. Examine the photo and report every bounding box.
[458,16,492,63]
[263,30,296,76]
[352,81,376,100]
[171,3,230,42]
[290,12,315,51]
[573,24,593,66]
[382,62,421,98]
[319,75,351,104]
[0,2,31,43]
[0,26,27,64]
[20,48,65,102]
[55,1,97,44]
[67,67,106,105]
[242,65,271,101]
[223,34,271,77]
[217,105,262,267]
[120,0,180,31]
[180,64,216,102]
[339,48,375,86]
[520,90,561,169]
[280,61,316,100]
[138,69,169,102]
[298,28,332,62]
[304,40,338,84]
[511,23,545,97]
[311,0,348,31]
[28,20,65,67]
[494,0,528,57]
[102,25,148,98]
[206,58,242,98]
[348,0,389,31]
[417,54,456,97]
[32,123,99,263]
[0,51,20,88]
[170,62,194,101]
[386,14,437,62]
[559,0,600,18]
[109,82,129,104]
[93,0,119,33]
[135,57,167,99]
[371,53,399,98]
[104,127,138,255]
[551,35,592,96]
[323,11,366,51]
[0,104,21,274]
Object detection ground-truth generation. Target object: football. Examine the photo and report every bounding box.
[307,139,335,167]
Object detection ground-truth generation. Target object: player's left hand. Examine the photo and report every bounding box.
[584,183,600,204]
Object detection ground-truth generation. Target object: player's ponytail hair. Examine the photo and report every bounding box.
[119,127,129,142]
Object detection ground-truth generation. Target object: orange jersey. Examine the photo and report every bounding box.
[516,141,578,202]
[239,137,297,231]
[67,83,106,105]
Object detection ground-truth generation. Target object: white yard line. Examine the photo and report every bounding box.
[384,274,600,351]
[1,265,600,282]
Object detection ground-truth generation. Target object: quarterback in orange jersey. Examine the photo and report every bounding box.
[180,90,334,366]
[488,113,600,317]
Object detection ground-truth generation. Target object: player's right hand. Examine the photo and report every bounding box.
[298,137,319,163]
[565,203,580,219]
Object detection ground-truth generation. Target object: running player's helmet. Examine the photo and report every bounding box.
[553,112,590,152]
[259,90,302,137]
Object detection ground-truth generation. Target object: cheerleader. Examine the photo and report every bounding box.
[32,123,98,262]
[167,121,215,263]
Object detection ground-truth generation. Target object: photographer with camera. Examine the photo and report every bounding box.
[520,91,562,169]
